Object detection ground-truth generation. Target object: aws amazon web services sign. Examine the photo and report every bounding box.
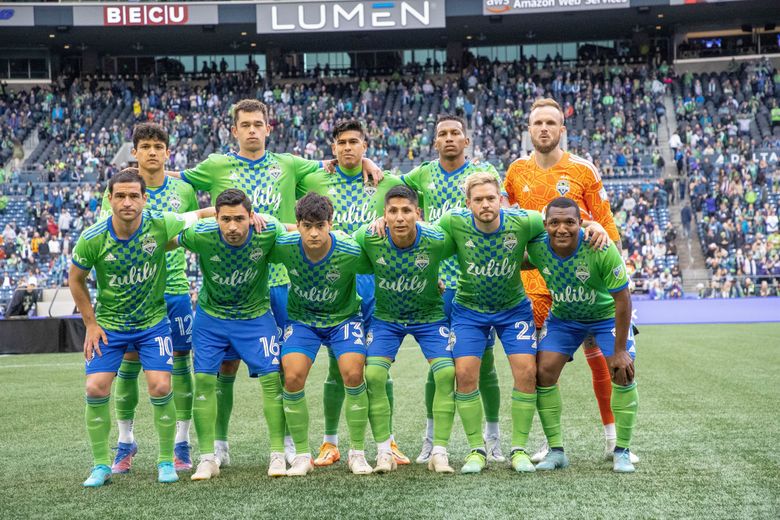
[257,1,446,34]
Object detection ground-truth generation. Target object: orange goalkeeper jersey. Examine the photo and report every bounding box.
[504,151,620,296]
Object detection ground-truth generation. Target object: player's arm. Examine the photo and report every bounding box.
[68,263,107,361]
[581,219,610,250]
[610,287,634,385]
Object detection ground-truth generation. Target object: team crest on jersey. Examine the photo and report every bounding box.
[169,195,181,211]
[503,233,518,251]
[415,253,430,271]
[613,265,624,279]
[142,235,157,256]
[250,248,264,262]
[105,252,117,262]
[364,184,377,197]
[326,268,341,283]
[575,262,590,283]
[556,180,570,196]
[267,164,282,179]
[366,330,374,345]
[439,326,450,338]
[284,324,293,341]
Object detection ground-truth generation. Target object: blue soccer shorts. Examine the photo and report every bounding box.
[367,318,452,361]
[270,284,289,336]
[539,315,637,359]
[357,273,375,330]
[164,293,193,352]
[444,288,496,349]
[282,317,366,362]
[450,299,537,359]
[85,318,173,375]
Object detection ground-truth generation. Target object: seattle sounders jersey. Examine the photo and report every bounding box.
[180,151,321,286]
[527,230,629,321]
[269,231,372,328]
[437,208,544,313]
[297,167,404,235]
[101,176,198,295]
[354,222,455,324]
[178,216,283,320]
[401,160,502,289]
[72,210,187,332]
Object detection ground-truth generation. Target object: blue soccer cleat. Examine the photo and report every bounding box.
[157,462,179,483]
[111,441,138,474]
[535,449,570,471]
[174,441,193,471]
[83,465,112,487]
[613,449,636,473]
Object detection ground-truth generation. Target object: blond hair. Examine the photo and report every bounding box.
[529,98,564,123]
[464,171,501,199]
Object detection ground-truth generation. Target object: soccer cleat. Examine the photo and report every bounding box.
[373,451,397,474]
[348,451,373,475]
[313,442,340,467]
[485,434,506,463]
[174,441,193,471]
[460,449,487,474]
[390,440,410,465]
[214,441,230,467]
[510,449,536,473]
[190,456,220,481]
[535,450,570,471]
[416,436,433,464]
[286,455,314,477]
[157,462,179,484]
[267,452,287,477]
[111,441,138,474]
[427,452,455,474]
[605,440,640,463]
[613,450,636,473]
[530,439,549,464]
[284,436,297,466]
[83,465,112,488]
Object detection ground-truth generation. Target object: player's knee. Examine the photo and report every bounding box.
[455,366,478,393]
[433,365,455,388]
[220,359,240,375]
[536,363,558,387]
[85,379,110,398]
[147,379,172,397]
[512,363,536,388]
[283,371,307,393]
[341,367,364,388]
[364,365,387,390]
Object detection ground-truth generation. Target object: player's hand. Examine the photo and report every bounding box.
[324,159,338,174]
[583,221,610,250]
[607,351,635,386]
[438,280,445,295]
[251,213,268,232]
[369,217,387,237]
[84,324,107,362]
[362,158,384,185]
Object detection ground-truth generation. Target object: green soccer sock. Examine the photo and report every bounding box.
[323,353,345,438]
[365,357,392,444]
[259,373,286,453]
[150,392,176,464]
[424,368,435,421]
[172,356,194,422]
[430,358,455,448]
[345,383,369,451]
[215,373,236,442]
[193,373,218,455]
[536,385,563,448]
[115,360,141,421]
[85,395,112,467]
[455,389,484,449]
[386,375,395,434]
[480,347,501,424]
[283,389,309,454]
[612,382,638,450]
[511,389,537,449]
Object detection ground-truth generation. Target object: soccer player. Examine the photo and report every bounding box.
[296,120,407,466]
[525,197,638,473]
[400,115,506,464]
[439,172,607,474]
[355,185,457,474]
[503,98,637,463]
[171,189,286,480]
[100,123,199,474]
[70,169,211,487]
[270,193,373,476]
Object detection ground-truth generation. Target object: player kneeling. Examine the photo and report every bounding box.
[271,193,373,476]
[526,198,638,473]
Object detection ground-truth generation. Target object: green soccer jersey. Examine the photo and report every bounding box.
[101,176,198,295]
[181,151,321,286]
[72,210,188,332]
[527,230,629,321]
[297,167,404,235]
[178,216,283,320]
[437,208,544,314]
[354,222,455,324]
[269,231,372,328]
[401,160,502,289]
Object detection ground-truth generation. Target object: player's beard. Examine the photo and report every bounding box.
[531,133,560,154]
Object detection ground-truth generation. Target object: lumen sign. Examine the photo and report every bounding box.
[257,1,446,34]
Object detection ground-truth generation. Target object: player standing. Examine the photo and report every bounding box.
[70,169,210,487]
[525,197,638,473]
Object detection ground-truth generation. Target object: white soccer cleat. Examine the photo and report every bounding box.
[427,452,455,474]
[215,441,230,467]
[286,455,313,477]
[605,439,640,464]
[267,452,287,477]
[416,436,434,464]
[348,451,373,475]
[190,456,220,481]
[485,434,506,463]
[373,451,397,474]
[530,439,549,464]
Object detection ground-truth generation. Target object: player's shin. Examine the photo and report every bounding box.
[455,389,484,449]
[85,395,112,466]
[322,354,345,445]
[611,381,638,451]
[365,358,392,446]
[282,389,310,454]
[424,368,435,437]
[479,347,501,430]
[172,355,194,443]
[150,392,176,464]
[536,385,563,448]
[215,373,236,442]
[115,360,141,443]
[386,375,395,433]
[511,389,536,450]
[192,373,218,455]
[344,383,369,451]
[430,358,455,448]
[259,373,286,453]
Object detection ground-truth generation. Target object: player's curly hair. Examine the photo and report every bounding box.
[296,192,334,222]
[546,197,581,219]
[109,168,146,194]
[332,120,366,142]
[436,114,467,133]
[215,188,252,214]
[231,99,269,124]
[132,123,169,149]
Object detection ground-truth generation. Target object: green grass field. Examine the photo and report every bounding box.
[1,323,779,519]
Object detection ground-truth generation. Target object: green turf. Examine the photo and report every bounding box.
[1,323,779,519]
